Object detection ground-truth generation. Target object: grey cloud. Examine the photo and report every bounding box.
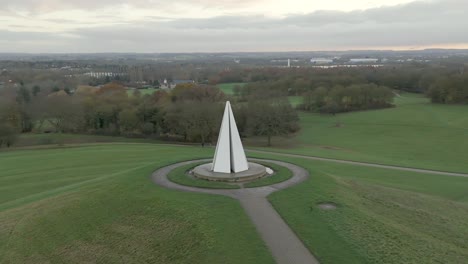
[1,0,256,13]
[1,0,467,52]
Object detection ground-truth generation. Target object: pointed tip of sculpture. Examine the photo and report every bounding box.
[212,100,249,173]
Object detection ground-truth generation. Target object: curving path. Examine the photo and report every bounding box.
[247,150,468,178]
[151,159,319,264]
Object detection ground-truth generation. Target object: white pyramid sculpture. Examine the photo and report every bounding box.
[212,101,249,173]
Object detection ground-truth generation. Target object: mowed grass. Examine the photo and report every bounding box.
[0,144,274,264]
[217,83,245,95]
[15,133,160,148]
[127,88,159,96]
[288,96,303,108]
[243,162,293,188]
[254,93,468,173]
[2,143,468,263]
[250,152,468,263]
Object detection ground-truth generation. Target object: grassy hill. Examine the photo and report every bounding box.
[1,144,467,263]
[253,93,468,173]
[0,145,273,264]
[252,152,468,264]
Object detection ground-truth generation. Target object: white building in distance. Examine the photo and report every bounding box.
[349,58,379,63]
[310,58,334,64]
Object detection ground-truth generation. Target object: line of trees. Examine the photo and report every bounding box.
[427,72,468,104]
[0,82,300,148]
[300,84,395,114]
[214,66,456,94]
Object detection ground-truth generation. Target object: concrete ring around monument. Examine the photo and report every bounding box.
[193,162,267,182]
[151,158,310,197]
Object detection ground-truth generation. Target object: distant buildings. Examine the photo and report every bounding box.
[84,72,125,78]
[161,79,195,89]
[310,58,334,64]
[349,58,379,63]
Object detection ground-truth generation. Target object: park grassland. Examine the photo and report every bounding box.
[0,145,274,264]
[126,88,159,96]
[249,152,468,263]
[216,82,245,95]
[254,93,468,173]
[1,144,468,263]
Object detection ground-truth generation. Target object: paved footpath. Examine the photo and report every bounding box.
[151,159,320,264]
[247,150,468,178]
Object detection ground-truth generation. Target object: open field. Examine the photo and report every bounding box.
[288,96,304,108]
[126,88,159,96]
[14,133,161,148]
[216,82,245,95]
[0,145,273,263]
[217,82,303,108]
[14,92,468,174]
[249,152,468,264]
[1,144,468,263]
[254,93,468,173]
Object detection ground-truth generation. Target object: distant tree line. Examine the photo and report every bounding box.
[427,72,468,104]
[300,84,394,114]
[214,66,455,94]
[0,82,299,148]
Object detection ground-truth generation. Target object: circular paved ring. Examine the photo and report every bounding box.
[151,158,309,198]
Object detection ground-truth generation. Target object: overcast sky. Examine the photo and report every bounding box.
[0,0,467,53]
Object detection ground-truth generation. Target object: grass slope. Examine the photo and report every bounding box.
[15,133,160,148]
[2,144,468,263]
[254,93,468,173]
[0,145,273,264]
[250,152,468,263]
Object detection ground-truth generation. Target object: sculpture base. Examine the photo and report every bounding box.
[192,162,267,182]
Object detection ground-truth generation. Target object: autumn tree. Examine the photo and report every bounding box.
[247,98,300,146]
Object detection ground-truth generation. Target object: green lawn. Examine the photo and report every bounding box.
[127,88,159,96]
[243,162,293,188]
[217,83,245,95]
[250,152,468,263]
[15,133,160,148]
[288,96,304,108]
[0,144,273,263]
[1,144,468,263]
[252,93,468,173]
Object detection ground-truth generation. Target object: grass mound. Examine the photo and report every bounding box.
[0,145,273,263]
